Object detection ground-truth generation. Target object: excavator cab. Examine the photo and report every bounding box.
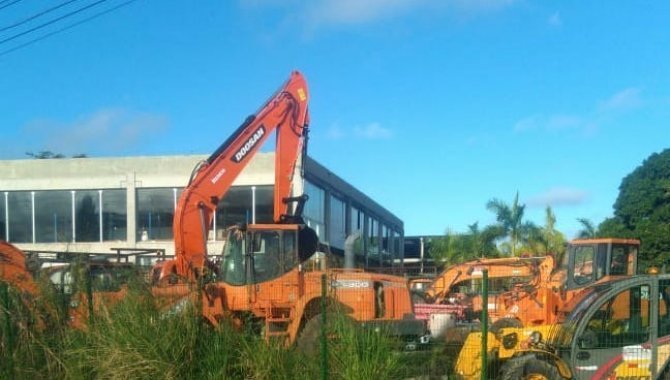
[220,223,318,286]
[560,238,639,290]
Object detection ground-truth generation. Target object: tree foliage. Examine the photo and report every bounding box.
[25,151,88,159]
[605,148,670,267]
[429,223,501,266]
[525,206,566,256]
[486,192,540,256]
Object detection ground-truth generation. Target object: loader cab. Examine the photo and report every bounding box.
[220,223,318,286]
[562,238,639,291]
[551,275,670,379]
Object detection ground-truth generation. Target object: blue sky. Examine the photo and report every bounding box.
[1,1,669,237]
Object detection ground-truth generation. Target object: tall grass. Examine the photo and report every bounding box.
[0,272,445,379]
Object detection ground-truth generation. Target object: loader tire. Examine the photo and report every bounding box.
[490,317,523,334]
[499,355,561,380]
[295,314,324,355]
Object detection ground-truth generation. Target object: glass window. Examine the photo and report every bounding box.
[252,230,282,283]
[0,193,6,240]
[328,195,346,250]
[381,225,389,253]
[610,244,635,276]
[659,280,670,337]
[578,285,649,349]
[215,186,252,240]
[303,181,325,238]
[573,245,595,285]
[8,191,32,243]
[103,189,127,241]
[254,185,273,224]
[350,206,364,234]
[75,191,101,242]
[35,191,73,243]
[283,230,298,273]
[393,231,402,258]
[137,188,175,241]
[369,217,379,255]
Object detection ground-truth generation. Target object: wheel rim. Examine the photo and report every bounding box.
[525,374,549,380]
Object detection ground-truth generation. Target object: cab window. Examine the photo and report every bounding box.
[252,230,282,283]
[578,285,649,349]
[610,244,635,276]
[573,245,595,285]
[658,280,670,337]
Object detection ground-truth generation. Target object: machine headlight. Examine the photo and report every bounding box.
[502,332,518,349]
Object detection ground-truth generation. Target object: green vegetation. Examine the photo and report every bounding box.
[599,148,670,269]
[0,276,449,380]
[430,148,670,269]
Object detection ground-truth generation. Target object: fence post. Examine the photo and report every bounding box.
[1,282,15,377]
[86,266,94,326]
[320,273,328,380]
[481,269,489,380]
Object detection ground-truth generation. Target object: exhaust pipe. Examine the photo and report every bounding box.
[344,231,361,270]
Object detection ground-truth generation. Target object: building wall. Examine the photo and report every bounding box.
[0,154,404,267]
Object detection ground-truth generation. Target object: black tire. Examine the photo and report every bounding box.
[490,317,523,334]
[499,356,562,380]
[295,314,324,355]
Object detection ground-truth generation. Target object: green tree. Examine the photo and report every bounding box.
[526,206,566,255]
[576,218,598,238]
[486,192,540,256]
[429,223,501,266]
[25,151,87,159]
[605,148,670,267]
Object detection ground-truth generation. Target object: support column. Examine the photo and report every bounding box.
[126,172,137,245]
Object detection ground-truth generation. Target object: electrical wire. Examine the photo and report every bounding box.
[0,0,82,33]
[0,0,22,12]
[0,0,109,46]
[0,0,139,58]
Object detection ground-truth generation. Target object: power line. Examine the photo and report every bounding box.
[0,0,139,58]
[0,0,82,33]
[0,0,109,46]
[0,0,22,12]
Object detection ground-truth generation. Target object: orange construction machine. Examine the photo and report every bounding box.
[412,256,544,335]
[488,238,640,328]
[0,240,40,298]
[144,71,424,345]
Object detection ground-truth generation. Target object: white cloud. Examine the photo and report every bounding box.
[326,124,345,140]
[22,108,169,156]
[514,114,584,133]
[548,11,562,27]
[354,122,393,139]
[597,87,642,112]
[526,187,589,208]
[514,87,643,136]
[242,0,517,30]
[325,121,393,140]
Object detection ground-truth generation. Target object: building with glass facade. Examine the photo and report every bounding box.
[0,154,404,268]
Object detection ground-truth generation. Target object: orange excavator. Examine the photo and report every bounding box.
[0,240,40,297]
[143,71,424,345]
[412,256,545,336]
[488,238,640,328]
[2,72,424,344]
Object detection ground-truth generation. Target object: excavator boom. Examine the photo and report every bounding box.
[167,71,309,280]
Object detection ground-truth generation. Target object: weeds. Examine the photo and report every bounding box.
[0,273,445,379]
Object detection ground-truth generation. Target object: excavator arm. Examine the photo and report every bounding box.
[165,71,310,281]
[0,240,39,296]
[425,257,543,303]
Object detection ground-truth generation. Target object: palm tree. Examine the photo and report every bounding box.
[525,206,566,255]
[576,218,597,238]
[486,192,539,256]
